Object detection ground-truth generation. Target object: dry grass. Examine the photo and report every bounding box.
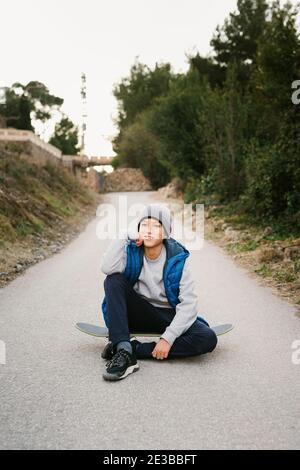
[0,142,102,286]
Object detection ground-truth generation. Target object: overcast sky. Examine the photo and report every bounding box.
[1,0,299,156]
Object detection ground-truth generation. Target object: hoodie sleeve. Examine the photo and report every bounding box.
[100,228,140,275]
[159,257,199,347]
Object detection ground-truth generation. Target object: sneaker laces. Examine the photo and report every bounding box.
[105,348,130,368]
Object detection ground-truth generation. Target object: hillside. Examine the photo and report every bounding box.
[0,142,102,286]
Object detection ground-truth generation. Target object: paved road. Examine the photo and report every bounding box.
[0,191,299,449]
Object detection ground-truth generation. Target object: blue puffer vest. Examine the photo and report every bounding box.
[101,237,209,329]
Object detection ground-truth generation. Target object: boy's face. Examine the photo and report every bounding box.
[139,217,165,247]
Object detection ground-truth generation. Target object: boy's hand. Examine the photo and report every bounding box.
[152,338,171,360]
[135,234,144,247]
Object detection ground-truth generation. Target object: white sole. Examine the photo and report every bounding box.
[103,363,140,381]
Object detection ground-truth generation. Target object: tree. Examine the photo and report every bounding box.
[112,58,173,146]
[242,1,300,223]
[146,70,207,182]
[111,58,176,184]
[0,81,63,132]
[49,116,80,155]
[187,53,226,88]
[251,0,300,141]
[112,112,170,189]
[210,0,268,87]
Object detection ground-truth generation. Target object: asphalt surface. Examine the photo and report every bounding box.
[0,191,299,449]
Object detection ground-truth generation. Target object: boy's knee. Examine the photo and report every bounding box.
[206,328,218,352]
[193,327,218,355]
[104,272,125,288]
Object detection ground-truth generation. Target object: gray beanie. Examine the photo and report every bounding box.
[137,203,172,238]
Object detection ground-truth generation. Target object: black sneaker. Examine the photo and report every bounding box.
[101,340,115,360]
[102,344,139,381]
[101,337,141,361]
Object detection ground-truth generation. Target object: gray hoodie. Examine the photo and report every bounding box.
[100,228,200,346]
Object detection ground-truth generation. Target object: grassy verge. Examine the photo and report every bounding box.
[0,142,102,286]
[200,199,300,314]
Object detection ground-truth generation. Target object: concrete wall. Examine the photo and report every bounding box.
[0,128,106,193]
[0,128,62,167]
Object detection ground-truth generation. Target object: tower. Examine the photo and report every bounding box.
[80,72,87,155]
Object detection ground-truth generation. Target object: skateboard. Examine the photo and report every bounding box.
[75,322,234,338]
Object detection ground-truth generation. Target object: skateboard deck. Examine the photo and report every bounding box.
[75,322,234,338]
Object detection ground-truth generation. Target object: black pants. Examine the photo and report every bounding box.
[103,272,218,359]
